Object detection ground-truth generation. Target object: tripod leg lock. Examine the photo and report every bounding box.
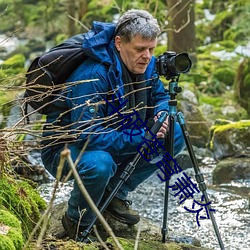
[195,172,207,192]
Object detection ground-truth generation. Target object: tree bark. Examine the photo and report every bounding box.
[67,0,76,36]
[78,0,88,20]
[167,0,196,62]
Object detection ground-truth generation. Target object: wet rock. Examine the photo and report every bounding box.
[213,157,250,184]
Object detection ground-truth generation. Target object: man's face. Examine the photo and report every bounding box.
[115,35,157,74]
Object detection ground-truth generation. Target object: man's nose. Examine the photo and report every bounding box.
[142,49,151,59]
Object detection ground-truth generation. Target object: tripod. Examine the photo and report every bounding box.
[82,77,225,250]
[161,77,225,249]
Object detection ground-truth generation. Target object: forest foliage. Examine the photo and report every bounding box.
[0,2,249,248]
[0,0,250,118]
[0,0,249,48]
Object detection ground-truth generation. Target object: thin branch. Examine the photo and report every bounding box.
[62,148,124,250]
[134,220,142,250]
[93,225,110,250]
[68,14,90,32]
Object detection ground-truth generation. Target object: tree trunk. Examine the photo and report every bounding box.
[78,0,88,20]
[167,0,196,63]
[67,0,76,36]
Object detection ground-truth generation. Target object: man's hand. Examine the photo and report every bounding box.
[154,111,169,138]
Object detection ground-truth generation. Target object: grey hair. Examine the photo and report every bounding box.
[115,9,160,43]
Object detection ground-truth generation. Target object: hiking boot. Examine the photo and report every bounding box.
[105,196,140,225]
[61,213,97,243]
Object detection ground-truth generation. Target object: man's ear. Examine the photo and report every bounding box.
[115,36,122,51]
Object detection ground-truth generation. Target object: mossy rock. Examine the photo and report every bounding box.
[209,120,250,160]
[0,174,47,239]
[0,209,24,250]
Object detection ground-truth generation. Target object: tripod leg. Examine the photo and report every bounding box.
[161,114,175,243]
[161,179,169,243]
[177,112,225,250]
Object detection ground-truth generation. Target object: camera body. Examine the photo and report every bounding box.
[156,51,192,79]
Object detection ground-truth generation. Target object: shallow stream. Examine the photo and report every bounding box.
[38,156,250,250]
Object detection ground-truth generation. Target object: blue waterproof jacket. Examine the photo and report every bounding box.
[44,21,170,156]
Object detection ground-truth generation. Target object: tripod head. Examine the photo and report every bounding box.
[168,76,182,100]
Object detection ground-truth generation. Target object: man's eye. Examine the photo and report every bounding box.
[136,48,144,52]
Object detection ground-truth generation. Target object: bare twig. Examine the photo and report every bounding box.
[68,14,90,31]
[61,148,124,250]
[134,220,142,250]
[93,225,110,250]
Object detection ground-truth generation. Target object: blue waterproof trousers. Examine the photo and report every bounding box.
[41,122,185,226]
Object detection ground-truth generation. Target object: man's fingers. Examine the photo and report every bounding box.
[156,132,165,138]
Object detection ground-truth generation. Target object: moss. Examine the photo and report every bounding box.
[84,243,100,250]
[27,238,211,250]
[0,54,26,86]
[7,228,24,249]
[217,40,237,51]
[0,209,24,249]
[213,67,235,86]
[214,119,232,125]
[199,90,249,121]
[1,54,25,69]
[208,10,234,42]
[199,95,224,107]
[209,120,250,151]
[0,235,16,250]
[0,175,47,239]
[0,91,17,109]
[0,209,21,229]
[55,34,68,45]
[212,120,250,133]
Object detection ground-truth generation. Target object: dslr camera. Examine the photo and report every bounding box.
[156,51,192,79]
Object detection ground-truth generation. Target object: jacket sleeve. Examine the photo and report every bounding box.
[65,61,146,156]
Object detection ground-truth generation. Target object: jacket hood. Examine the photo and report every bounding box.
[82,21,116,65]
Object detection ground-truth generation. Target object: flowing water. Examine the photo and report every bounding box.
[38,156,250,250]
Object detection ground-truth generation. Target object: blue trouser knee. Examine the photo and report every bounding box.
[66,147,117,225]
